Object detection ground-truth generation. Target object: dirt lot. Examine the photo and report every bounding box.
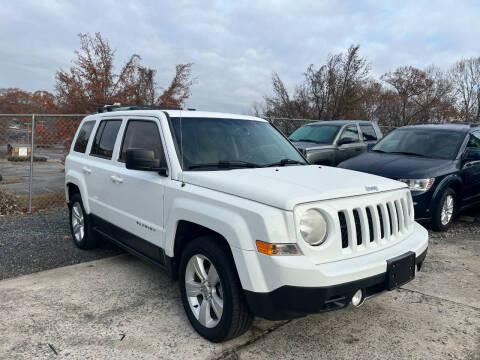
[0,212,479,359]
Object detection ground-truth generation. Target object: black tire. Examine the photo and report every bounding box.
[431,188,456,231]
[179,236,253,342]
[68,193,97,249]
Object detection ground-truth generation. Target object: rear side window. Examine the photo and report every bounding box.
[90,120,122,159]
[119,120,165,163]
[360,124,377,141]
[73,121,95,153]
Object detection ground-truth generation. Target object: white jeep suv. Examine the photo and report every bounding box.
[65,107,428,342]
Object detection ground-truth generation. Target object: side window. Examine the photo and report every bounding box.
[339,125,360,143]
[119,120,166,164]
[73,121,95,153]
[360,124,377,141]
[467,132,480,149]
[90,120,122,159]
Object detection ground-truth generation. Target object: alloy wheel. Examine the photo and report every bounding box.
[184,254,224,328]
[71,202,85,242]
[440,194,454,226]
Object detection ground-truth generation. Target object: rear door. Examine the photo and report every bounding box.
[86,118,122,216]
[102,117,168,260]
[335,125,365,165]
[462,132,480,203]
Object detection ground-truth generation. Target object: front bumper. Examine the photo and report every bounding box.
[411,190,435,220]
[245,249,427,320]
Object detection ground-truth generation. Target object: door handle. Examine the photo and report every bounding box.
[110,175,123,184]
[82,166,92,174]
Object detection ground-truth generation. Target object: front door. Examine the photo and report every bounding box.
[463,132,480,203]
[335,125,365,165]
[103,117,168,261]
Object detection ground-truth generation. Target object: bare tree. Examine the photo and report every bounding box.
[157,63,196,108]
[450,57,480,122]
[55,33,196,112]
[381,66,454,126]
[261,45,371,122]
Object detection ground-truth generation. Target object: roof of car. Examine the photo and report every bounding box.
[398,123,479,133]
[307,120,374,126]
[85,110,266,122]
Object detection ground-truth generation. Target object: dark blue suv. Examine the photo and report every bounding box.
[338,124,480,231]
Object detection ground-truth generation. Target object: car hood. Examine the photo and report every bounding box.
[291,141,333,150]
[182,165,406,210]
[339,152,457,179]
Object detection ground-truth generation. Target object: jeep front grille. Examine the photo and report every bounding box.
[339,193,413,250]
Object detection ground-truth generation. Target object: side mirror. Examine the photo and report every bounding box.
[337,138,354,146]
[126,149,168,176]
[463,148,480,163]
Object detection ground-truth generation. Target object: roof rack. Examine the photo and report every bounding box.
[93,103,182,113]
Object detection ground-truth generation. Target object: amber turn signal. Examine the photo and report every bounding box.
[256,240,302,256]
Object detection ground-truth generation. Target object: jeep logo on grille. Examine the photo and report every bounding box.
[365,186,379,192]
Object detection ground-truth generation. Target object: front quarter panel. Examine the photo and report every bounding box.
[163,181,296,256]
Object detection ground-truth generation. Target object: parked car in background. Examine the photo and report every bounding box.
[339,124,480,231]
[288,120,382,166]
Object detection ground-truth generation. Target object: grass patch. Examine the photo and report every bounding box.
[0,189,65,215]
[0,187,22,215]
[15,192,66,211]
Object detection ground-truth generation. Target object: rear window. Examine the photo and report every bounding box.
[90,120,122,159]
[360,124,377,141]
[73,121,95,153]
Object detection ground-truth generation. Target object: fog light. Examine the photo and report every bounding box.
[351,289,364,307]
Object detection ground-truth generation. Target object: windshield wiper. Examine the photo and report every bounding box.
[371,149,386,153]
[188,160,262,170]
[388,151,426,157]
[263,159,306,167]
[293,138,321,143]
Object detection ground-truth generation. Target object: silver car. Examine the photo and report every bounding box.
[289,120,383,166]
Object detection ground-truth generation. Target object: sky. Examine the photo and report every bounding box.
[1,0,480,114]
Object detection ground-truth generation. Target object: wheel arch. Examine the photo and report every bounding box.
[168,220,236,281]
[65,171,90,213]
[431,175,463,207]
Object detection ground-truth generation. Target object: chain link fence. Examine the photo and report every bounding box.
[0,114,86,214]
[0,113,392,215]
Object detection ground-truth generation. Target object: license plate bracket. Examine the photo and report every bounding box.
[386,251,416,290]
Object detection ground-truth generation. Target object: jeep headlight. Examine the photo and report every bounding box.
[398,178,435,191]
[299,209,328,246]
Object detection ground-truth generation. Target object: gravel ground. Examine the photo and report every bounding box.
[0,206,479,281]
[0,209,123,280]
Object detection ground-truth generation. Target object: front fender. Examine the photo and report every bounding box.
[164,197,253,257]
[430,174,463,208]
[65,170,90,214]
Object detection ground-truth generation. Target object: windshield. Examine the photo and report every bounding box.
[288,125,340,144]
[372,128,465,160]
[169,117,306,170]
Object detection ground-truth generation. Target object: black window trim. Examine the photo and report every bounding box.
[73,120,96,154]
[117,118,167,165]
[359,123,378,141]
[89,119,122,160]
